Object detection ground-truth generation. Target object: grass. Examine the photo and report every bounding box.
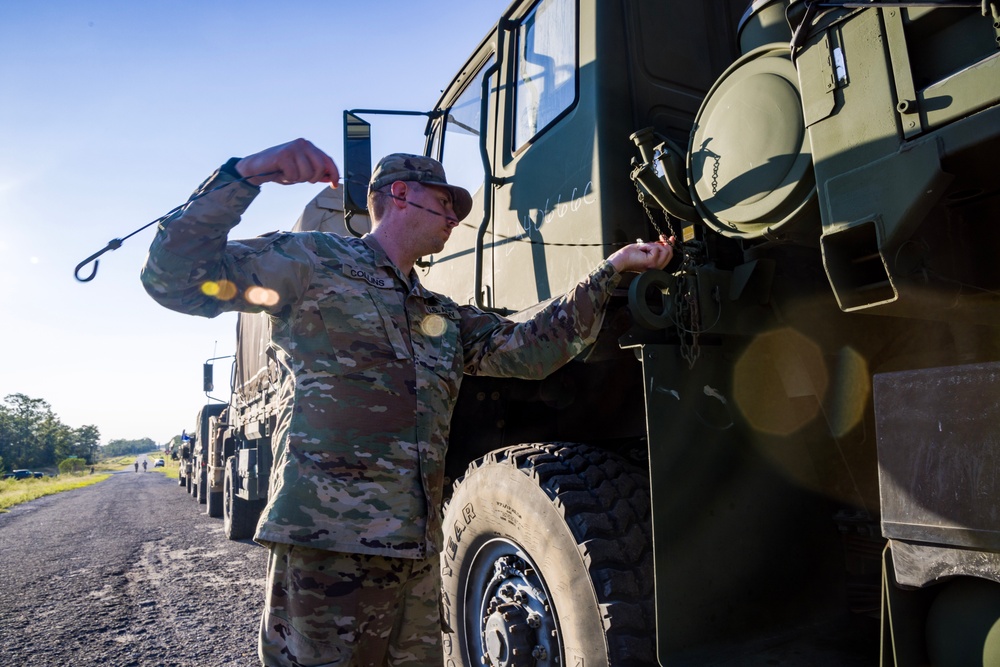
[0,474,112,511]
[149,455,180,480]
[0,452,168,512]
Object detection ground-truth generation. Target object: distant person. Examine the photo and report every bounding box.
[142,460,147,472]
[141,139,673,667]
[134,461,138,473]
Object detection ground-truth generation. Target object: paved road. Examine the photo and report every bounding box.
[0,461,267,666]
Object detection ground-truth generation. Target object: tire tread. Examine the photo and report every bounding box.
[449,441,656,665]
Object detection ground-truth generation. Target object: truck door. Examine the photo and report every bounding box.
[423,0,593,316]
[488,0,601,314]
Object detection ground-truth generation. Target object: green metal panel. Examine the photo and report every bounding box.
[798,30,837,127]
[799,6,1000,318]
[634,341,877,663]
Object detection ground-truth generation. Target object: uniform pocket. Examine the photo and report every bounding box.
[415,307,463,401]
[318,284,408,377]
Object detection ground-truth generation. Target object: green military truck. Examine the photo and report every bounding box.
[187,403,226,511]
[184,333,272,538]
[338,0,1000,665]
[174,403,225,516]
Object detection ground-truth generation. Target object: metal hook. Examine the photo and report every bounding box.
[73,170,326,283]
[74,239,123,282]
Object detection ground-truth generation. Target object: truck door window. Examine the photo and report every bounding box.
[441,54,496,198]
[514,0,577,150]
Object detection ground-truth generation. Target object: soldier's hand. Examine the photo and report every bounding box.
[607,235,675,273]
[235,138,340,187]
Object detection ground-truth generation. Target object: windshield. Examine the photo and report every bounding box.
[439,54,497,199]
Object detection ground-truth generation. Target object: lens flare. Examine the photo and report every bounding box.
[733,327,827,436]
[201,280,238,300]
[420,314,447,337]
[246,286,280,308]
[826,346,870,438]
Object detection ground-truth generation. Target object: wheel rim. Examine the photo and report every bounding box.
[464,538,560,667]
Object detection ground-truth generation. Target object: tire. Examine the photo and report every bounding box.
[197,467,207,505]
[441,442,655,667]
[177,473,185,487]
[223,457,262,541]
[206,490,223,518]
[926,578,1000,667]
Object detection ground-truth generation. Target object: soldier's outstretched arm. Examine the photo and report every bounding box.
[606,236,675,273]
[460,235,676,380]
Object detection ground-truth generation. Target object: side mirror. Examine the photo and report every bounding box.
[343,111,372,218]
[203,363,214,393]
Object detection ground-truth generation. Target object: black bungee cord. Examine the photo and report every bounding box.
[75,173,663,283]
[73,173,416,283]
[73,170,279,283]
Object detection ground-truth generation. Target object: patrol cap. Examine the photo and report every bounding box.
[369,153,473,222]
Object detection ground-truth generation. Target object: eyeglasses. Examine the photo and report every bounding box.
[376,188,458,223]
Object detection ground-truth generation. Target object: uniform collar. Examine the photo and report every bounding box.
[361,233,425,293]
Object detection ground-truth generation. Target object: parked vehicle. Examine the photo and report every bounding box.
[2,470,38,480]
[183,404,226,511]
[333,1,1000,665]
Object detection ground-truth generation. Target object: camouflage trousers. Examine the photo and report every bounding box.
[259,543,443,667]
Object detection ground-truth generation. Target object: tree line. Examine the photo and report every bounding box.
[102,437,160,457]
[0,393,165,473]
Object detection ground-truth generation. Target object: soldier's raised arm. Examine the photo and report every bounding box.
[235,138,340,187]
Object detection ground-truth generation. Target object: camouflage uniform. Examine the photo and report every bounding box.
[141,160,621,666]
[260,544,441,666]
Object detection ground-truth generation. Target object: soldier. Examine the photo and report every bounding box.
[141,139,672,666]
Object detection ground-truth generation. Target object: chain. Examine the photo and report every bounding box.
[711,154,721,196]
[633,180,701,368]
[677,272,701,369]
[634,180,671,240]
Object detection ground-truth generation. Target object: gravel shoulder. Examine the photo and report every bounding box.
[0,458,266,666]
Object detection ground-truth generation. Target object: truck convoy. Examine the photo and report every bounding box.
[174,402,224,517]
[179,0,1000,664]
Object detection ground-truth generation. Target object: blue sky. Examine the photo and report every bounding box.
[0,1,510,444]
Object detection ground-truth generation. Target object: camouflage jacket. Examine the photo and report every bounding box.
[141,168,622,558]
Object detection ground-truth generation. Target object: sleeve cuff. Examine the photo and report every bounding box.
[219,157,243,179]
[593,259,623,293]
